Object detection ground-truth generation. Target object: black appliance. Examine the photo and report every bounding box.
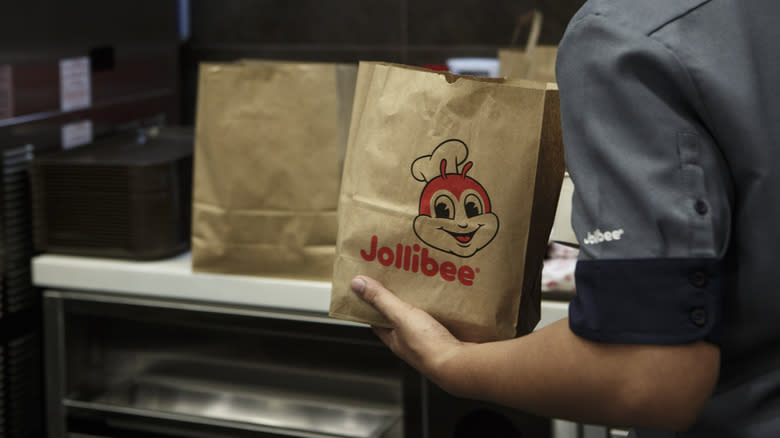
[30,128,193,260]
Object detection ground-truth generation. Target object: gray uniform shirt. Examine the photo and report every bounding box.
[556,0,780,436]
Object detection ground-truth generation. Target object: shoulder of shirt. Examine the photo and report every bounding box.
[569,0,713,36]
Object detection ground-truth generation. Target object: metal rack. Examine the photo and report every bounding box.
[33,254,570,438]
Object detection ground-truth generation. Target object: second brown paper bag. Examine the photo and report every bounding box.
[499,10,558,83]
[192,60,357,279]
[330,62,564,341]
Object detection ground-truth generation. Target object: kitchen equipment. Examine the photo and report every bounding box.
[45,290,405,438]
[445,57,500,77]
[30,127,193,260]
[37,254,556,438]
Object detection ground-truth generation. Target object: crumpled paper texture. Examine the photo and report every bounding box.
[192,60,356,279]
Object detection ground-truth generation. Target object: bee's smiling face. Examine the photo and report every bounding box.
[413,172,499,258]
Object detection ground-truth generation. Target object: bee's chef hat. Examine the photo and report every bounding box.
[411,139,469,182]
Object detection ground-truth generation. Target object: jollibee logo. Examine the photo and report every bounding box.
[358,139,497,286]
[411,139,499,258]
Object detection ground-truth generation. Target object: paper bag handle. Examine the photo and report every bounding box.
[509,9,543,52]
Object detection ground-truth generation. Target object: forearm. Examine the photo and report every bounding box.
[350,276,720,430]
[433,318,720,431]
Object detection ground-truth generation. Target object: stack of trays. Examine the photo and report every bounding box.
[0,331,42,438]
[0,142,43,438]
[1,144,36,318]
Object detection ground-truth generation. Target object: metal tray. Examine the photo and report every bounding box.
[66,360,402,438]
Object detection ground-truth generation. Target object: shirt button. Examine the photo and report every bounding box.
[694,200,709,215]
[690,308,707,327]
[690,271,708,288]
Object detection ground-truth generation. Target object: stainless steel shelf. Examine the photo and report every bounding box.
[65,359,401,438]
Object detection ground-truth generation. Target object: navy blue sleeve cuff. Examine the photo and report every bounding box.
[569,258,726,345]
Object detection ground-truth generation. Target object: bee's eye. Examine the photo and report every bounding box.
[464,194,484,218]
[434,195,455,219]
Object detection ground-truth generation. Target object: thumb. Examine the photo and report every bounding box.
[351,276,412,326]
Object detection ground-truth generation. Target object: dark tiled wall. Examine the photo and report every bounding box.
[1,0,179,53]
[181,0,585,123]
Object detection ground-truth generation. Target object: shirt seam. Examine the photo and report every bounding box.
[568,10,717,150]
[644,12,718,157]
[646,0,713,36]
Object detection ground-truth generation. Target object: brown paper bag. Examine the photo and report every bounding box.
[499,46,558,83]
[498,10,558,83]
[192,60,357,279]
[329,62,565,341]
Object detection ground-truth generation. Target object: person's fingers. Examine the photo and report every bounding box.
[350,276,412,325]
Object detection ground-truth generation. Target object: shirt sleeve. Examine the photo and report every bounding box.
[556,13,733,345]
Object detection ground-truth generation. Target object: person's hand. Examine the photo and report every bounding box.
[350,275,468,382]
